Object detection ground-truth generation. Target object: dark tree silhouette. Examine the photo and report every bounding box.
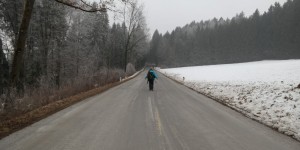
[149,0,300,68]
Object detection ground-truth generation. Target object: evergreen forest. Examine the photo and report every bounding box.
[148,0,300,68]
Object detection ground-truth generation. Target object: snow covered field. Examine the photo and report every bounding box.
[159,60,300,141]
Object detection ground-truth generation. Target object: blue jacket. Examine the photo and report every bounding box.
[145,69,158,80]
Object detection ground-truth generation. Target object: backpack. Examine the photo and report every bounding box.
[147,71,154,80]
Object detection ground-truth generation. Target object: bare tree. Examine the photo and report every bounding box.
[122,0,148,72]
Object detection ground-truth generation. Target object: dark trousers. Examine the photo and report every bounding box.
[148,79,154,90]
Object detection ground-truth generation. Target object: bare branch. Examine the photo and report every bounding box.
[54,0,117,12]
[80,0,93,7]
[128,35,147,52]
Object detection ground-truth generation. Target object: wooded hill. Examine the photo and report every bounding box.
[148,0,300,68]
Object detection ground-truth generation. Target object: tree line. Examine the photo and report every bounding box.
[0,0,148,111]
[148,0,300,68]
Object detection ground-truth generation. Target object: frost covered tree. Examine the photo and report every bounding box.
[121,0,148,72]
[0,0,148,112]
[64,6,110,77]
[24,0,69,88]
[0,0,23,47]
[8,0,119,86]
[107,23,126,69]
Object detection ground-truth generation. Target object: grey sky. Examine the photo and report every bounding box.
[89,0,288,35]
[140,0,287,35]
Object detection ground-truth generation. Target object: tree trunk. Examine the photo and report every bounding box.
[9,0,35,87]
[124,49,128,72]
[124,34,131,73]
[0,38,9,94]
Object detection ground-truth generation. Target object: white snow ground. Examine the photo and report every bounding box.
[159,60,300,141]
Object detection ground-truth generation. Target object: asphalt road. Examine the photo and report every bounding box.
[1,71,300,150]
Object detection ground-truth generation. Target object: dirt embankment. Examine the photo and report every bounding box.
[0,71,142,139]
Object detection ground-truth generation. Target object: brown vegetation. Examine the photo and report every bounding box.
[0,70,141,139]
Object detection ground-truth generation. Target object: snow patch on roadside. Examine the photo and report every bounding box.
[159,60,300,141]
[120,69,144,82]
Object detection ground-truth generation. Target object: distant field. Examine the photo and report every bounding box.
[161,60,300,82]
[160,60,300,141]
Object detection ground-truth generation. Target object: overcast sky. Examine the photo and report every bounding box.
[90,0,288,35]
[140,0,287,35]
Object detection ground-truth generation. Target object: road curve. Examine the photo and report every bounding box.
[0,71,300,150]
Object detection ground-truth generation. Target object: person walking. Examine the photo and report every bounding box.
[145,67,158,91]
